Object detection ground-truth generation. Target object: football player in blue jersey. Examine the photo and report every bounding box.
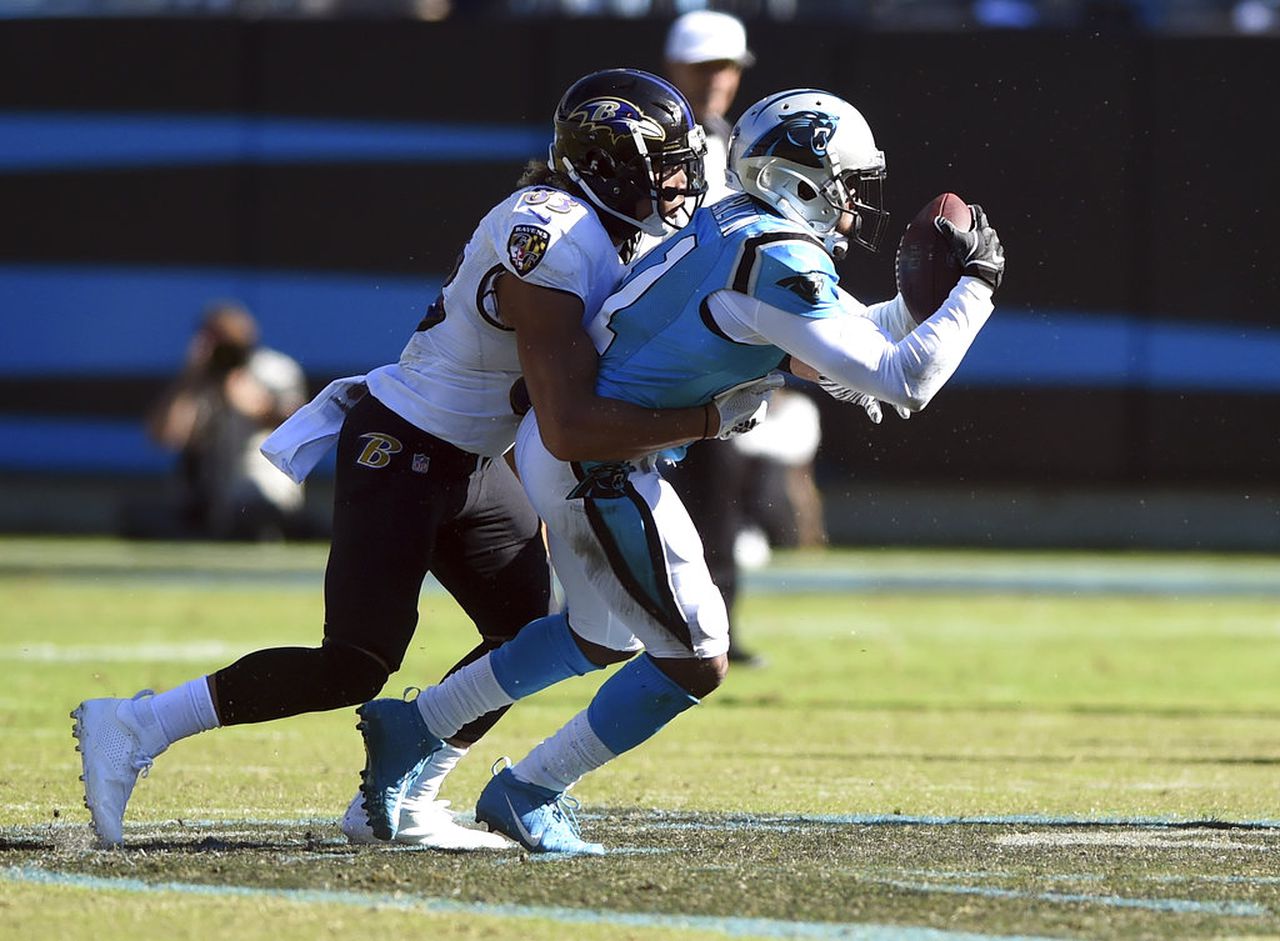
[70,69,781,851]
[356,88,1004,855]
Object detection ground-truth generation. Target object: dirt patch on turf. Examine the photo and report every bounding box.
[5,812,1280,940]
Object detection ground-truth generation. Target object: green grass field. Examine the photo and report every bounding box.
[2,536,1279,940]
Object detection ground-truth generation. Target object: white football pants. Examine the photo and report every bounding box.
[514,411,729,660]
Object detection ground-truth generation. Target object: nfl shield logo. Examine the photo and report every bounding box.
[411,453,430,475]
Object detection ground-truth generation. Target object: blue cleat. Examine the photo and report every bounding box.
[474,765,604,855]
[356,697,442,841]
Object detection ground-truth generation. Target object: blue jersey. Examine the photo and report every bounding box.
[588,193,842,412]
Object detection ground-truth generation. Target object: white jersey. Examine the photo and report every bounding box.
[366,186,624,457]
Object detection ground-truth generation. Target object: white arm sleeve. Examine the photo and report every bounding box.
[858,291,916,343]
[709,276,995,412]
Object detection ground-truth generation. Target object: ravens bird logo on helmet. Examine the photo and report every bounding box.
[566,98,667,147]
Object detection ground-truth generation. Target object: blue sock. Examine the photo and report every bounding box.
[489,612,599,700]
[586,653,698,755]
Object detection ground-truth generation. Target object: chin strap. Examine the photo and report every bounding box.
[558,156,669,239]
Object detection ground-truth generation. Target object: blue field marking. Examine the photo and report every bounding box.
[1153,874,1280,885]
[871,877,1266,918]
[1,865,1071,941]
[643,812,1280,830]
[742,566,1280,599]
[899,868,1280,888]
[752,814,1280,829]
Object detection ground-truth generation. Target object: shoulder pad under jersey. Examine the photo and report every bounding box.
[732,227,841,319]
[498,188,610,294]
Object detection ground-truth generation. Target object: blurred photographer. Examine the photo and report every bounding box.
[147,301,307,540]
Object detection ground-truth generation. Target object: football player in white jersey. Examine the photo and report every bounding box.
[356,89,1005,854]
[70,69,779,850]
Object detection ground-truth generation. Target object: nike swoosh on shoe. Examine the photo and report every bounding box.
[505,795,543,849]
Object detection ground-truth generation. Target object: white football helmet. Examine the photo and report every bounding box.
[727,89,888,259]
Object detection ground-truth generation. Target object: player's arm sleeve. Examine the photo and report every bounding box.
[725,275,995,412]
[854,290,916,343]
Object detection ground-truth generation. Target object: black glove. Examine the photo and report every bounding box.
[935,204,1005,291]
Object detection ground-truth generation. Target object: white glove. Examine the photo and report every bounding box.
[817,376,910,424]
[710,372,786,440]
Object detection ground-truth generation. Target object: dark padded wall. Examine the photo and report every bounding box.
[1,19,1276,489]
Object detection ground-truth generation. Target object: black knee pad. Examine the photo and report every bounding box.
[318,642,390,706]
[213,643,390,725]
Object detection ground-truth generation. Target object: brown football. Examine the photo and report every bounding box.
[895,192,972,324]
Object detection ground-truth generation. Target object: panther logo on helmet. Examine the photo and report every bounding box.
[729,90,887,258]
[808,122,834,155]
[746,111,839,167]
[566,97,667,147]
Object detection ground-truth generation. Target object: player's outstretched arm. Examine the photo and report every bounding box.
[765,208,1004,412]
[792,279,995,413]
[732,277,999,415]
[808,209,1004,416]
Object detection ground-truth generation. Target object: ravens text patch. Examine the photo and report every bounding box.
[508,224,551,277]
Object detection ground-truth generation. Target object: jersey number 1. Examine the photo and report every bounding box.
[586,234,697,354]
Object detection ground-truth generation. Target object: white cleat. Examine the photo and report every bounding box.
[341,792,514,851]
[70,691,164,848]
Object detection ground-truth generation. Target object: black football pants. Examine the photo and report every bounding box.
[213,393,551,742]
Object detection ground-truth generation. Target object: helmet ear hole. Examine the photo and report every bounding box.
[584,147,627,199]
[585,147,617,178]
[797,181,817,201]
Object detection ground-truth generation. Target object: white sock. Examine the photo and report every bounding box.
[404,742,467,803]
[416,656,512,740]
[513,710,617,794]
[145,678,221,748]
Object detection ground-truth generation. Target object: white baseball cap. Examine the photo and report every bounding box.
[664,10,755,68]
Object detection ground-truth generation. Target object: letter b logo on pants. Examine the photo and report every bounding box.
[356,432,403,469]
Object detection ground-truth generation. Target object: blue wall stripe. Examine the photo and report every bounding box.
[0,415,344,476]
[0,112,547,171]
[0,417,174,474]
[0,263,436,376]
[2,263,1277,392]
[955,310,1280,392]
